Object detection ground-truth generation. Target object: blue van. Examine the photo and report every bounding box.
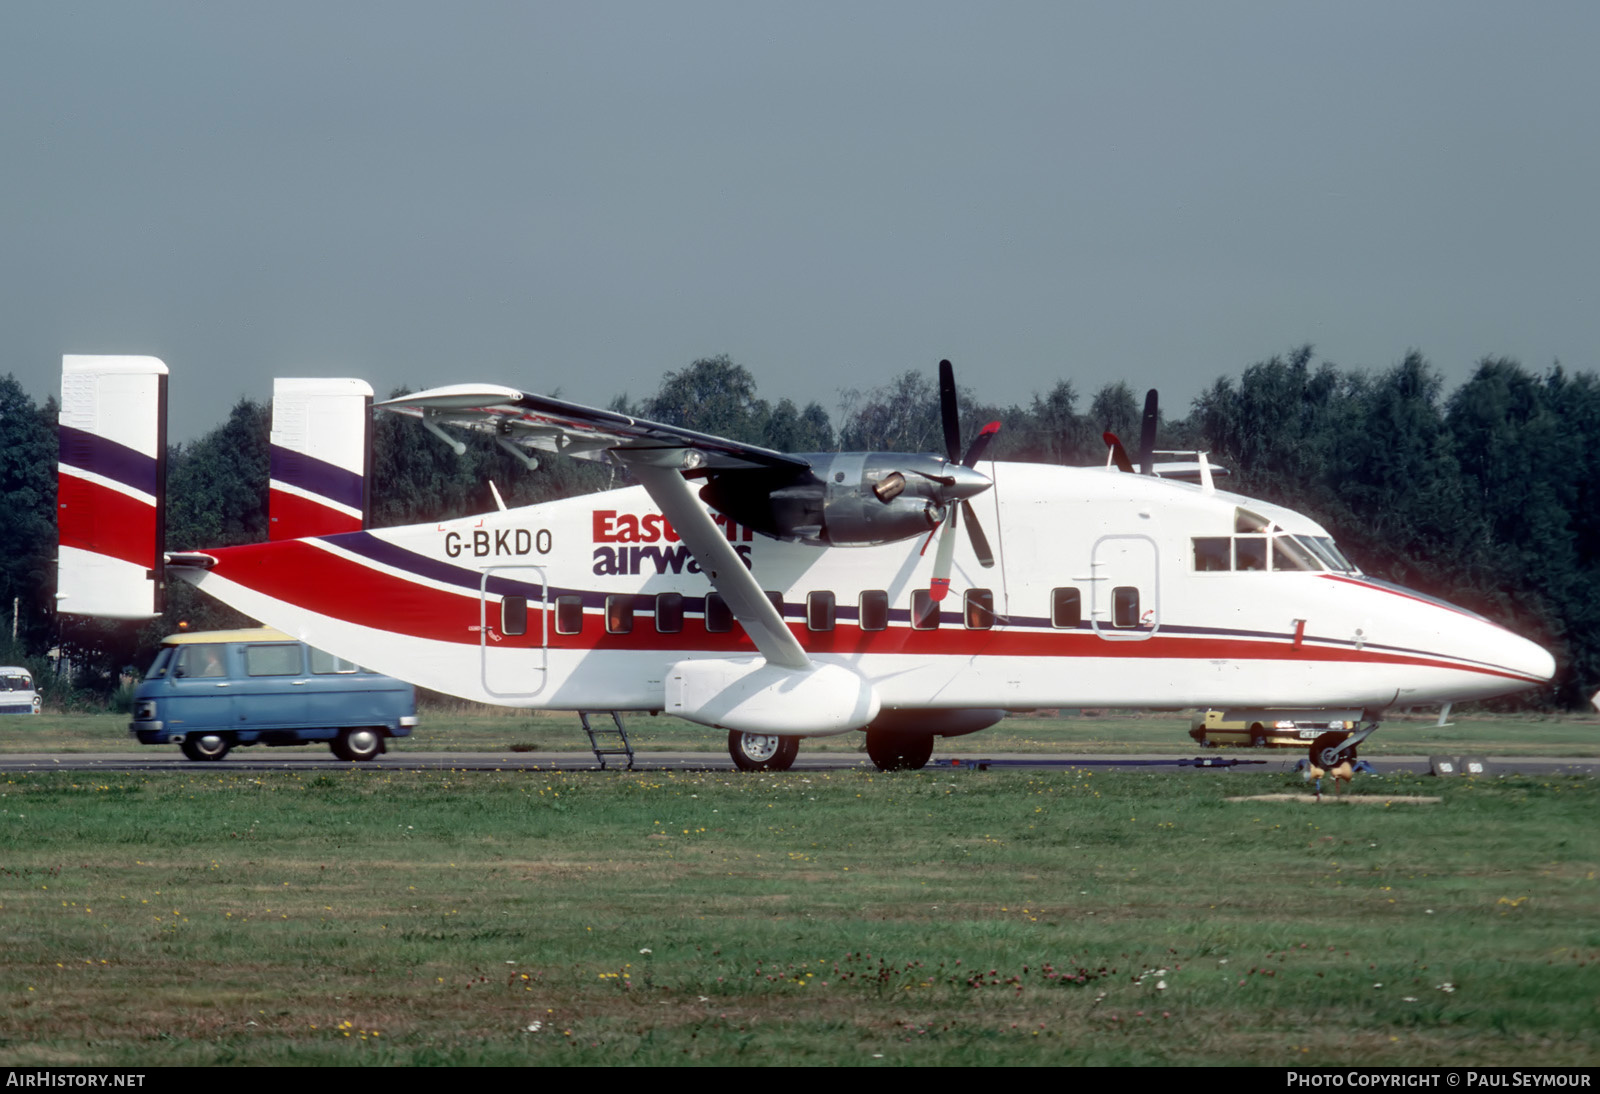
[130,628,418,761]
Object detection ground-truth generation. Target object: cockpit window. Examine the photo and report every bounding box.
[1296,535,1358,573]
[1193,537,1230,572]
[1272,535,1320,572]
[1234,508,1271,533]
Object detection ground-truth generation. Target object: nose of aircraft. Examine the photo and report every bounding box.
[1479,623,1557,692]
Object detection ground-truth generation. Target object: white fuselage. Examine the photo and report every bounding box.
[181,461,1555,731]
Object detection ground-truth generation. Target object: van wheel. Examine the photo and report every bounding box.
[331,728,384,762]
[1249,724,1268,748]
[181,734,231,762]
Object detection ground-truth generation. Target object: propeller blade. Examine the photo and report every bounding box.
[938,358,961,465]
[1138,389,1158,476]
[1103,431,1134,474]
[962,420,1001,467]
[961,499,994,567]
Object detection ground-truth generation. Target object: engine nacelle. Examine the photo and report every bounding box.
[699,452,960,548]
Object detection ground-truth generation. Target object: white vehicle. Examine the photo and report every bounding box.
[0,667,41,715]
[57,356,1555,772]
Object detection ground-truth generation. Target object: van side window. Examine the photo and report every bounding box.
[555,595,584,635]
[965,589,995,630]
[606,595,635,635]
[807,591,836,631]
[655,593,684,634]
[1112,587,1141,628]
[309,648,359,674]
[176,644,228,678]
[1051,588,1081,628]
[859,590,888,631]
[911,590,941,630]
[245,644,302,676]
[501,595,528,637]
[705,593,732,633]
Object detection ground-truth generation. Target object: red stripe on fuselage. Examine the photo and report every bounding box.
[269,488,363,541]
[202,537,1538,683]
[57,473,157,568]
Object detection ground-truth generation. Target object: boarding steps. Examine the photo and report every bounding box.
[579,711,634,770]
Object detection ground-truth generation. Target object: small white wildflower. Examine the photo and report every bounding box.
[640,948,652,955]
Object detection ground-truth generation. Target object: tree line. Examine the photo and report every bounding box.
[3,347,1594,707]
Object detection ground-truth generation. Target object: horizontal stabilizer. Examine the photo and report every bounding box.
[57,355,168,619]
[270,379,373,540]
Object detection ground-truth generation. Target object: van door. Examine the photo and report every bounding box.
[479,565,549,698]
[1090,534,1159,641]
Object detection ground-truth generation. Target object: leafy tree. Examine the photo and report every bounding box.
[0,376,57,651]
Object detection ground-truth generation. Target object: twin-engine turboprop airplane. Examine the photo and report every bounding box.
[57,356,1555,771]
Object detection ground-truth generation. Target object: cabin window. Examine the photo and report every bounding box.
[1234,535,1268,572]
[859,590,888,631]
[807,591,836,631]
[555,595,584,634]
[1193,537,1231,572]
[1112,586,1141,628]
[705,593,733,633]
[310,648,359,674]
[965,589,995,630]
[655,593,684,634]
[245,644,302,676]
[605,595,635,635]
[911,590,941,630]
[1051,588,1081,628]
[766,591,785,620]
[501,595,528,636]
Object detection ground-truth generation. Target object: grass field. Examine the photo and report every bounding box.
[1,764,1595,1066]
[6,708,1599,758]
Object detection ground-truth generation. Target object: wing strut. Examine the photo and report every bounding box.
[622,454,811,671]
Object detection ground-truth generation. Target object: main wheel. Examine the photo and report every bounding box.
[1308,731,1353,769]
[331,728,384,762]
[866,731,935,772]
[728,731,799,772]
[180,733,231,762]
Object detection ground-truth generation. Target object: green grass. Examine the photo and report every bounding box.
[0,766,1595,1065]
[6,708,1598,757]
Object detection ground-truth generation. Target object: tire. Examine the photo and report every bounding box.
[331,727,384,762]
[728,731,799,772]
[1249,724,1267,748]
[180,734,231,762]
[866,731,935,772]
[1308,731,1353,769]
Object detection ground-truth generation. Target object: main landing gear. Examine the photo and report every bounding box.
[865,731,934,772]
[728,731,799,772]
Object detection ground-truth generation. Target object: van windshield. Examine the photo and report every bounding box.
[144,648,174,680]
[0,674,30,691]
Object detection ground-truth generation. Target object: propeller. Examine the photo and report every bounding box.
[1103,389,1160,476]
[923,359,1000,604]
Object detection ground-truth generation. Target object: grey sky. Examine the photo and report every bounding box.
[4,1,1596,441]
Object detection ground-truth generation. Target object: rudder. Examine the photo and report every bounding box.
[269,378,373,540]
[57,355,168,619]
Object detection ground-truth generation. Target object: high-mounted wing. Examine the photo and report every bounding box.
[379,383,813,670]
[376,385,811,474]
